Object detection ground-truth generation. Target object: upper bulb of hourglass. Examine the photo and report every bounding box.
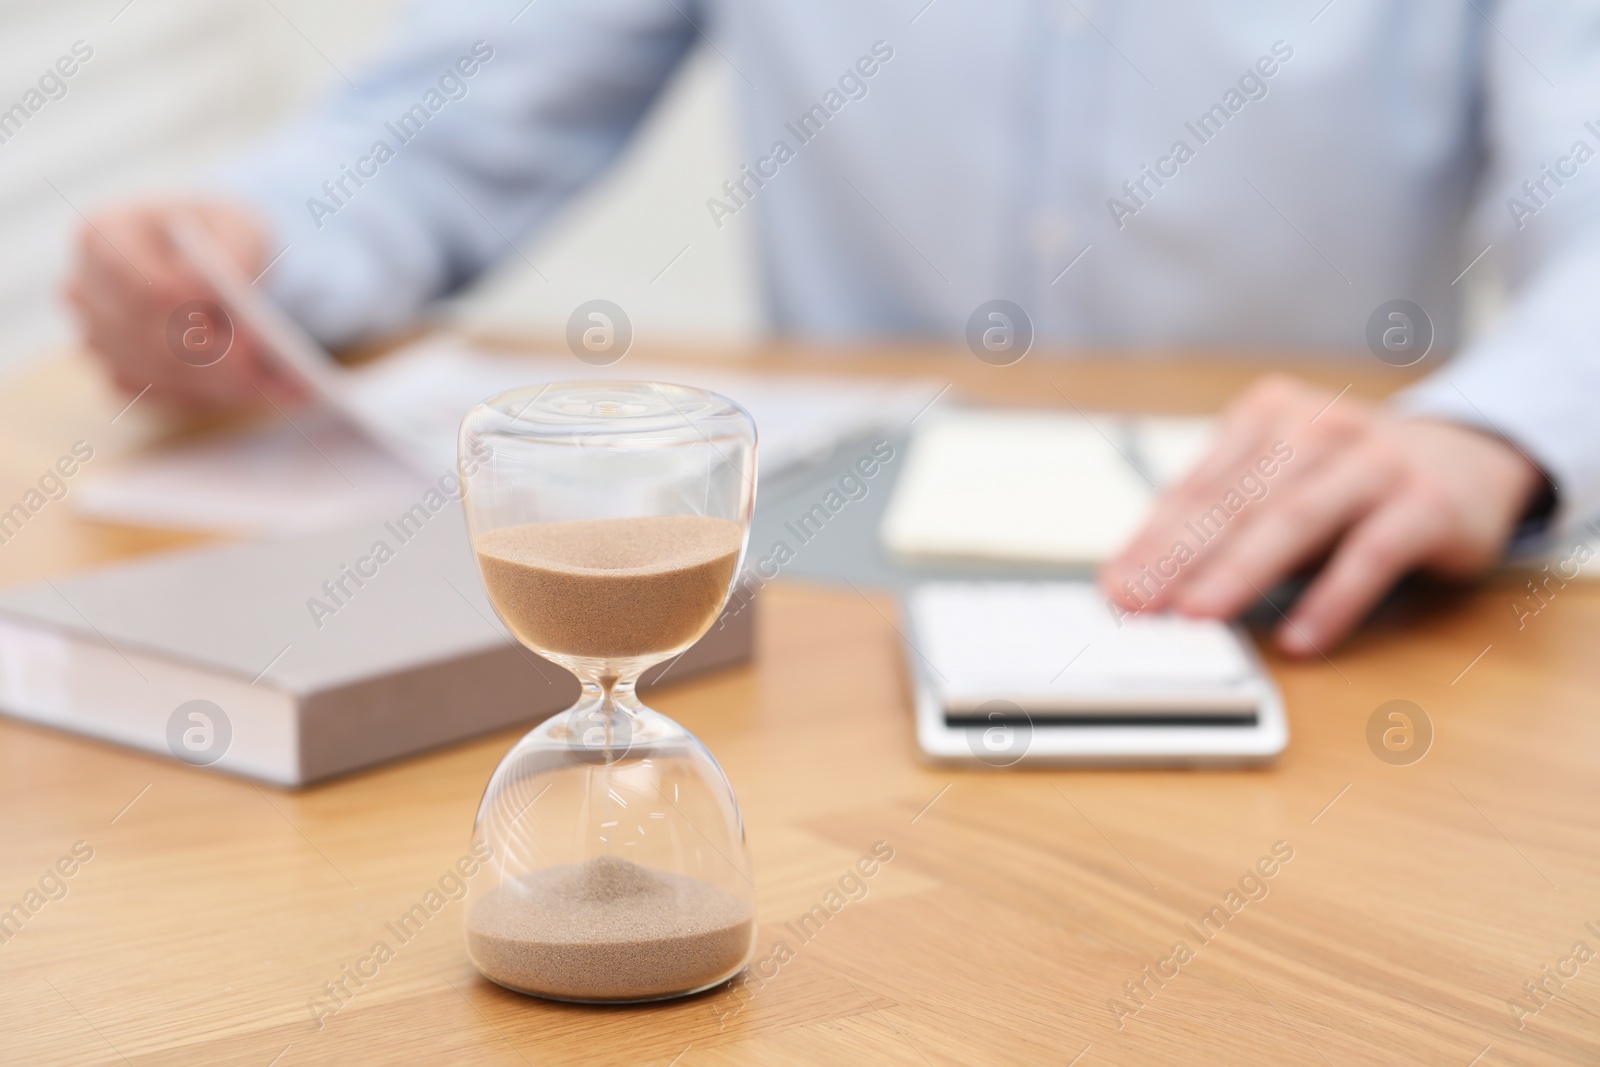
[456,381,758,1004]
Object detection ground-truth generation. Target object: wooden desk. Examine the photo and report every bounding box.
[2,347,1597,1065]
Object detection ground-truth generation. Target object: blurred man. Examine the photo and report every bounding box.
[67,1,1600,655]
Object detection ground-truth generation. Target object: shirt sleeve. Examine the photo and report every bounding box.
[210,0,699,346]
[1396,1,1600,543]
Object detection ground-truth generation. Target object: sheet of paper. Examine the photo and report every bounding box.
[347,337,941,478]
[167,215,435,474]
[74,413,426,537]
[76,337,942,536]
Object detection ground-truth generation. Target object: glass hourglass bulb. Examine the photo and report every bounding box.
[457,381,757,1003]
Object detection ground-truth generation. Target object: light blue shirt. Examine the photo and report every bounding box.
[217,0,1600,539]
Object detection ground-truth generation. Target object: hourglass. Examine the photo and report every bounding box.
[457,381,757,1003]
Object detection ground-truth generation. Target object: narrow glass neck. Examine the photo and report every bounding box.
[563,666,649,764]
[579,670,642,718]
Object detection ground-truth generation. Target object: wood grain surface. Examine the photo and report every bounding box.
[0,344,1596,1066]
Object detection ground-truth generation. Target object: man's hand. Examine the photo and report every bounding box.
[1099,375,1545,656]
[65,200,302,411]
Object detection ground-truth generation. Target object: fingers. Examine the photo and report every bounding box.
[1172,446,1398,618]
[67,200,278,412]
[79,208,191,308]
[73,210,187,380]
[1101,407,1273,608]
[1101,378,1538,655]
[1163,385,1282,493]
[1102,378,1363,612]
[1276,495,1446,656]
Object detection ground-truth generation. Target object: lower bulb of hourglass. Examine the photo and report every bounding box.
[464,699,756,1003]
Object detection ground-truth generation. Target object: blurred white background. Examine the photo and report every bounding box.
[0,0,762,377]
